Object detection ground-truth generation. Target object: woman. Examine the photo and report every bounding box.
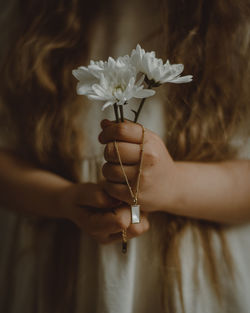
[0,0,250,312]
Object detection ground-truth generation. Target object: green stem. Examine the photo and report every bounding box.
[133,83,153,123]
[119,105,124,122]
[113,103,119,123]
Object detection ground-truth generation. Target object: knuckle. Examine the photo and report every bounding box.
[140,169,149,186]
[129,218,150,236]
[95,191,108,207]
[113,165,121,177]
[107,183,123,199]
[116,123,128,138]
[144,148,160,166]
[115,213,130,230]
[104,142,115,161]
[102,164,121,181]
[102,162,109,178]
[130,224,144,236]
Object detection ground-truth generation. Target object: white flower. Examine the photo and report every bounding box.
[131,44,193,85]
[72,66,99,95]
[72,56,132,95]
[72,56,155,110]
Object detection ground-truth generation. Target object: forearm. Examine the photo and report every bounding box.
[0,150,72,219]
[169,160,250,223]
[0,150,143,244]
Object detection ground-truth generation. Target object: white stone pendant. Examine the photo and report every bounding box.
[131,205,140,224]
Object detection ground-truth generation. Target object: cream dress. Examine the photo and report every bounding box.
[1,1,250,313]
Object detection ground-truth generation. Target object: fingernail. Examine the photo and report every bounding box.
[100,119,112,129]
[98,131,104,143]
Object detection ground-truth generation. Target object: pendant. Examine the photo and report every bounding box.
[131,205,140,224]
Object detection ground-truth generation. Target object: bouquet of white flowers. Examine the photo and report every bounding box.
[72,44,192,253]
[72,44,192,123]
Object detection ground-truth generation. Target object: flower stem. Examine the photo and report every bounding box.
[133,83,153,123]
[113,103,119,123]
[134,98,146,123]
[119,105,124,122]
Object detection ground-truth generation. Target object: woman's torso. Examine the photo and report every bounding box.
[0,1,250,312]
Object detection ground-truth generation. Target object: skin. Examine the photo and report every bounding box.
[0,119,250,245]
[99,119,250,224]
[0,149,149,244]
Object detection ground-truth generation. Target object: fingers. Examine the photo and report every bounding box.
[103,181,132,203]
[102,162,137,184]
[104,141,141,164]
[75,203,150,245]
[75,182,119,209]
[100,119,115,129]
[99,119,144,144]
[70,177,150,245]
[78,205,131,235]
[127,213,150,238]
[92,211,150,245]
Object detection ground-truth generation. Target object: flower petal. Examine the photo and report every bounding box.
[164,75,193,84]
[134,89,156,98]
[135,74,145,87]
[72,67,97,83]
[76,82,93,95]
[117,98,126,106]
[102,101,115,111]
[92,84,107,97]
[87,94,108,101]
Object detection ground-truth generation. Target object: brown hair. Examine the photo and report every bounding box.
[0,1,101,312]
[0,0,250,312]
[158,0,250,311]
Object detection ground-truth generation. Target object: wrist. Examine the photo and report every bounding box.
[55,182,76,221]
[158,161,186,215]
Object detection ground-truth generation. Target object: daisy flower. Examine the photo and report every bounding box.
[130,44,193,86]
[72,44,193,122]
[72,56,155,110]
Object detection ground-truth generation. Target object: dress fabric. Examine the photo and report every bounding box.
[1,1,250,313]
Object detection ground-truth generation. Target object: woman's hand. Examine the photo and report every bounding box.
[60,182,150,244]
[0,149,150,244]
[99,119,250,224]
[99,119,179,213]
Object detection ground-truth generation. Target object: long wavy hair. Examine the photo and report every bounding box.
[158,1,250,311]
[0,0,250,312]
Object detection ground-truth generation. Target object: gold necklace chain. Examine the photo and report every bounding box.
[114,125,145,253]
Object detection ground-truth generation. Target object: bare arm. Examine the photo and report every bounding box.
[0,149,150,243]
[0,149,74,219]
[100,120,250,224]
[171,160,250,223]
